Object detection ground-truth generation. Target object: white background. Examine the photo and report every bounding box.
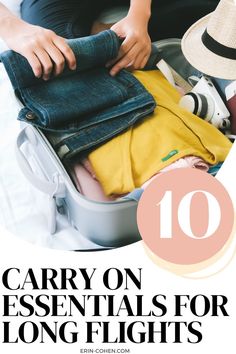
[1,2,236,346]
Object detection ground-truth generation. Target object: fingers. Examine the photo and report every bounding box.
[24,51,43,78]
[34,48,54,80]
[43,44,65,77]
[109,51,149,75]
[106,36,135,69]
[53,36,76,71]
[26,30,76,79]
[5,21,76,79]
[106,50,124,69]
[110,43,145,76]
[111,52,149,75]
[109,32,151,75]
[120,35,137,57]
[36,35,76,79]
[133,52,150,70]
[140,54,150,69]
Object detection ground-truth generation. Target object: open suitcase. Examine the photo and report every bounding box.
[16,124,140,248]
[14,39,196,250]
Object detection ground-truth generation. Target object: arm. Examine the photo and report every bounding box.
[129,0,151,22]
[110,0,152,75]
[0,3,76,80]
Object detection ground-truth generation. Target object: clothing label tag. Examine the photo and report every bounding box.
[58,145,70,159]
[162,149,179,162]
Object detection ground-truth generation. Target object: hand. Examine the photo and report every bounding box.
[109,14,151,76]
[3,18,76,80]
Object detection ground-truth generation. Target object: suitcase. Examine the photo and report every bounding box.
[14,39,193,249]
[16,124,140,248]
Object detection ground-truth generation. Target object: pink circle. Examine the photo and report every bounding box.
[137,169,235,265]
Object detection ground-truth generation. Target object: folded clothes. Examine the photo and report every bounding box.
[1,30,156,160]
[71,155,210,202]
[1,30,120,90]
[71,163,114,202]
[208,162,223,176]
[71,161,143,202]
[88,70,232,196]
[142,156,210,189]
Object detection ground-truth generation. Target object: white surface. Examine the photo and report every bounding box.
[0,0,22,16]
[0,226,236,354]
[0,39,7,52]
[0,63,104,250]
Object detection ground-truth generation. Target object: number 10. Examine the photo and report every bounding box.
[157,190,221,239]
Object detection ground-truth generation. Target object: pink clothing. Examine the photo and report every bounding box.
[161,155,209,172]
[81,158,97,178]
[142,156,210,189]
[72,156,209,200]
[71,163,114,202]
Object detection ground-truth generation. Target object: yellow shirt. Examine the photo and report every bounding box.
[88,70,232,196]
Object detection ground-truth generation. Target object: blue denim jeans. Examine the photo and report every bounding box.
[1,30,156,159]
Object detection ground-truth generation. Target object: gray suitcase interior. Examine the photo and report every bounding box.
[16,125,140,248]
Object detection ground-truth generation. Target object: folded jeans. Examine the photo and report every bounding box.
[1,29,156,159]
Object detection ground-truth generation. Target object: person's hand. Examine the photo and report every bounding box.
[3,18,76,80]
[109,14,151,76]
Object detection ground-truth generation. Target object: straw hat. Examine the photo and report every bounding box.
[181,0,236,80]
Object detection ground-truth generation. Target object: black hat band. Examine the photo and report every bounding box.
[202,29,236,60]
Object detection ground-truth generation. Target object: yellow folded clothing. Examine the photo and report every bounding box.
[88,70,232,196]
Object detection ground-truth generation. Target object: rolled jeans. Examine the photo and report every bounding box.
[0,30,156,161]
